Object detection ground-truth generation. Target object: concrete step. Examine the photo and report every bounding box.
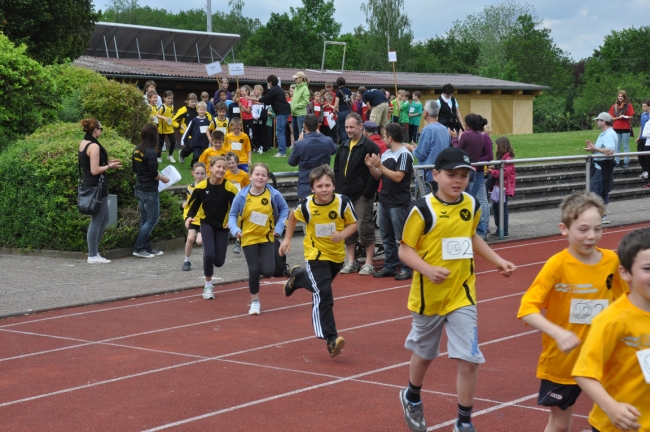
[509,185,650,212]
[510,176,649,201]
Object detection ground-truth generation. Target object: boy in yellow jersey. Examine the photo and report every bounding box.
[279,164,358,358]
[158,90,176,163]
[518,191,628,432]
[398,147,516,432]
[181,162,206,271]
[573,227,650,432]
[225,117,252,172]
[224,152,250,191]
[207,102,230,144]
[199,130,228,175]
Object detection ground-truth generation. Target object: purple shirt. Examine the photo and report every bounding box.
[452,129,488,171]
[213,89,232,102]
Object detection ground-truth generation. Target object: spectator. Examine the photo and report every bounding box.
[250,75,291,157]
[412,100,450,190]
[362,121,387,155]
[436,83,464,132]
[636,99,650,179]
[335,77,353,143]
[585,112,617,224]
[290,72,310,146]
[609,90,634,169]
[359,86,390,137]
[289,114,337,199]
[334,113,380,276]
[213,78,231,102]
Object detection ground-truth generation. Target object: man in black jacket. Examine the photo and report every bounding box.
[334,112,380,275]
[250,74,291,157]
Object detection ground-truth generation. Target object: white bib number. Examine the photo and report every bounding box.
[231,142,242,151]
[568,299,608,324]
[199,125,208,133]
[217,127,227,135]
[315,223,336,238]
[249,211,268,227]
[152,117,158,124]
[233,107,240,114]
[167,118,172,125]
[636,348,650,384]
[409,107,415,113]
[442,237,473,260]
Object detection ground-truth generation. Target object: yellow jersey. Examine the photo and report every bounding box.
[157,104,174,134]
[401,192,481,316]
[208,117,230,135]
[344,139,359,176]
[225,132,252,164]
[149,104,159,125]
[238,188,275,247]
[183,182,204,226]
[294,194,357,263]
[572,294,650,432]
[224,170,250,191]
[518,248,628,384]
[199,147,228,175]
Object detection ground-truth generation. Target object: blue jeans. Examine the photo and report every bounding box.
[377,203,411,274]
[337,111,350,143]
[492,196,509,236]
[134,190,160,252]
[292,115,304,144]
[614,132,630,166]
[467,173,488,236]
[276,114,288,155]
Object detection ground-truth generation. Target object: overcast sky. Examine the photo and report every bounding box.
[95,0,648,61]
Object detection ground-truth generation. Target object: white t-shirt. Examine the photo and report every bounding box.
[435,95,460,110]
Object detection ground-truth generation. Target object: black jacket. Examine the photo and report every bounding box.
[259,85,291,116]
[334,134,380,200]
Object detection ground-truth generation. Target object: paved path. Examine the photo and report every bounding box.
[1,197,649,318]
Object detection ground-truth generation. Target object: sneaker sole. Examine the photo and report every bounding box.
[329,337,345,357]
[249,308,260,315]
[133,253,154,258]
[203,295,215,300]
[283,266,302,297]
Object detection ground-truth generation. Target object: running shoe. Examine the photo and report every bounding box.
[257,147,263,154]
[283,265,303,297]
[601,215,610,224]
[359,263,375,275]
[639,171,648,179]
[168,155,176,163]
[203,284,215,300]
[233,239,241,254]
[399,388,426,432]
[182,261,191,271]
[87,255,111,264]
[133,250,154,258]
[157,157,163,163]
[373,268,396,278]
[395,269,412,281]
[453,421,477,432]
[327,336,346,357]
[274,153,286,158]
[147,249,164,256]
[248,300,261,315]
[340,261,359,274]
[179,154,185,164]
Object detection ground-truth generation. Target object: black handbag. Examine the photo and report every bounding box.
[77,162,104,215]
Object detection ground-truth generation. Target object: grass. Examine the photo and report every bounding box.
[160,127,637,186]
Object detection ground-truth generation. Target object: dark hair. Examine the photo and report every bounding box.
[384,123,403,143]
[309,164,336,188]
[495,136,515,159]
[465,113,488,132]
[225,151,239,163]
[144,80,156,88]
[146,90,158,100]
[644,99,650,106]
[138,123,159,151]
[441,83,454,95]
[358,86,367,94]
[162,90,173,98]
[218,90,227,97]
[215,102,227,112]
[304,114,319,132]
[618,228,650,273]
[267,74,279,86]
[80,118,101,133]
[336,77,346,87]
[211,130,225,142]
[413,91,421,98]
[347,112,362,125]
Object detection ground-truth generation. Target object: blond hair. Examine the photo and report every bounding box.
[560,191,605,228]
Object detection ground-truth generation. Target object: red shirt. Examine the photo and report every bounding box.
[608,103,634,131]
[240,98,253,121]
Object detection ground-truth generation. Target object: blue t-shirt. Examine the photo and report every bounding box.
[362,89,389,107]
[593,127,617,169]
[414,122,451,181]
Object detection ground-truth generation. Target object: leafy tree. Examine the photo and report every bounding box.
[359,0,413,71]
[587,26,650,77]
[0,0,99,64]
[407,35,480,74]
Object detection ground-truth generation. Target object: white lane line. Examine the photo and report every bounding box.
[140,330,539,431]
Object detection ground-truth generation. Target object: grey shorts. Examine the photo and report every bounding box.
[344,195,376,247]
[404,306,485,363]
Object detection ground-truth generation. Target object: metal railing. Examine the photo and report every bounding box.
[414,151,650,240]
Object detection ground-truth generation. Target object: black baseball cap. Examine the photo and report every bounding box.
[434,147,474,171]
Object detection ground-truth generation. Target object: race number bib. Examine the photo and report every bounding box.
[217,127,227,135]
[233,107,240,114]
[568,299,608,324]
[152,117,158,124]
[636,348,650,384]
[409,107,415,113]
[315,223,336,238]
[249,211,268,227]
[314,106,321,112]
[199,126,208,133]
[167,118,172,125]
[231,142,242,151]
[442,237,473,260]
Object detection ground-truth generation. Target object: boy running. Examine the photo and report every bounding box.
[199,130,228,175]
[518,191,628,432]
[225,117,252,172]
[398,147,516,432]
[279,165,358,358]
[573,227,650,432]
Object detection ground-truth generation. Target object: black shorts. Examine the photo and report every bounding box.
[592,428,599,432]
[537,379,581,410]
[187,224,200,233]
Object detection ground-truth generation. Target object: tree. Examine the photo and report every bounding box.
[407,35,480,74]
[359,0,413,71]
[0,0,99,64]
[583,26,650,81]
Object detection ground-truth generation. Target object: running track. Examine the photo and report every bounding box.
[1,224,646,431]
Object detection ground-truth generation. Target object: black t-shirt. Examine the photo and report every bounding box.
[259,85,291,116]
[132,146,159,192]
[379,146,413,207]
[362,89,389,107]
[79,141,109,197]
[337,87,353,113]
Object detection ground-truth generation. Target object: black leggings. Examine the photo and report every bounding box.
[158,133,176,156]
[200,224,229,277]
[242,242,275,295]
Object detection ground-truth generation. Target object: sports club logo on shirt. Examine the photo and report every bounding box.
[261,198,269,205]
[459,209,471,221]
[328,211,337,220]
[554,283,597,294]
[606,274,613,290]
[620,334,650,349]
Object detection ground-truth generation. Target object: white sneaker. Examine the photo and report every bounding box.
[162,144,167,151]
[168,155,176,163]
[359,263,375,275]
[179,154,185,164]
[88,255,111,264]
[157,157,163,163]
[203,284,215,300]
[601,215,610,225]
[274,153,286,158]
[249,300,261,315]
[641,171,648,179]
[340,261,359,274]
[257,147,264,154]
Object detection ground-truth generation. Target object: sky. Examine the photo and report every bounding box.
[95,0,648,61]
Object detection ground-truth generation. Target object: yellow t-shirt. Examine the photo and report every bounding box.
[572,294,650,432]
[149,104,159,125]
[157,104,174,135]
[208,117,230,135]
[224,170,250,191]
[344,139,359,176]
[199,147,228,175]
[401,192,481,316]
[518,248,628,385]
[225,132,252,165]
[294,194,357,263]
[238,188,275,247]
[183,182,204,226]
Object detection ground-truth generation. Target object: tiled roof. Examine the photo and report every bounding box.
[73,56,549,91]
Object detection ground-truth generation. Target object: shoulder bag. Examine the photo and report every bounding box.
[78,160,104,215]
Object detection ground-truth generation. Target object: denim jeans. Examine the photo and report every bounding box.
[492,196,509,236]
[275,114,288,155]
[467,173,488,236]
[292,115,304,144]
[377,203,411,273]
[590,164,614,205]
[87,196,109,257]
[614,131,630,166]
[337,111,350,143]
[134,189,160,252]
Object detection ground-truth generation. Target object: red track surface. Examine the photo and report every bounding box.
[1,224,646,431]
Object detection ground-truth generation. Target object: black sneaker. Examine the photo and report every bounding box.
[283,265,302,297]
[373,268,397,278]
[489,232,509,238]
[327,336,346,357]
[395,269,412,281]
[182,261,192,271]
[147,249,164,256]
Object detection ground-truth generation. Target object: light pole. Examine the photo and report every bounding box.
[206,0,212,32]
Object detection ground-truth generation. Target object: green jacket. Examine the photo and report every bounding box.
[290,82,310,116]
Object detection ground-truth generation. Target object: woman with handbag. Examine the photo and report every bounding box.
[608,90,635,169]
[78,118,122,264]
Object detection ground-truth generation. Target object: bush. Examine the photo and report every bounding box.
[81,80,149,144]
[0,34,58,147]
[533,94,580,133]
[47,63,108,123]
[0,123,185,252]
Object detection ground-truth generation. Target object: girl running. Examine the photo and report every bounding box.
[228,163,289,314]
[181,162,207,271]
